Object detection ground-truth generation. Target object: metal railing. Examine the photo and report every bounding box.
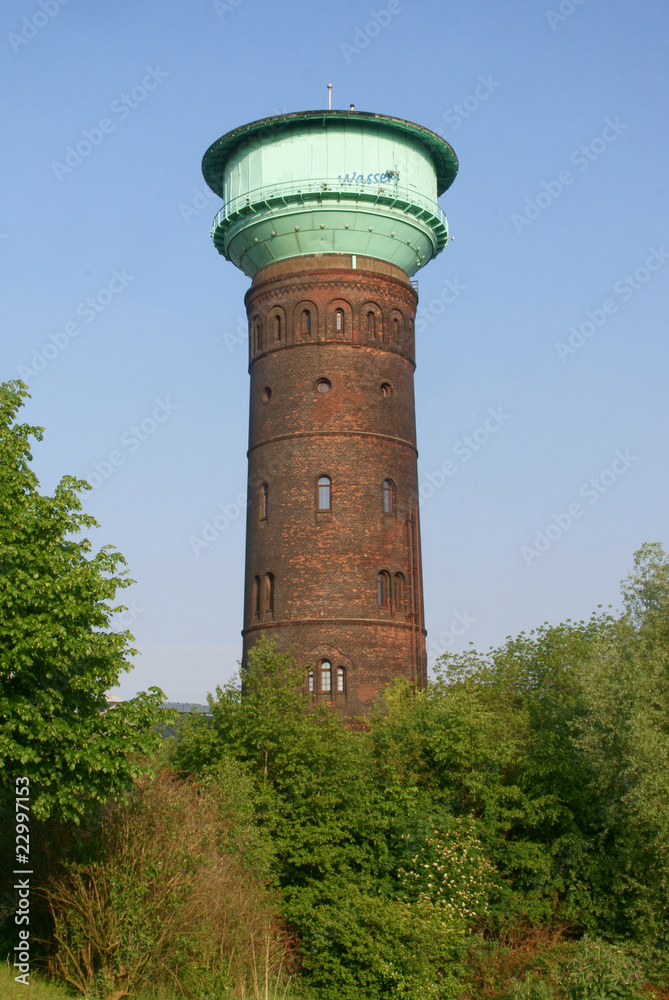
[212,177,447,230]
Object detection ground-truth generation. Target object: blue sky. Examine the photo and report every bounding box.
[2,0,667,702]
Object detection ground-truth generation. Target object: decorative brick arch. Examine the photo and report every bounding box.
[293,300,318,341]
[361,301,383,343]
[326,298,353,340]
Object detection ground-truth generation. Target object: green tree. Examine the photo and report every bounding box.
[574,544,669,945]
[171,637,468,999]
[620,541,669,626]
[0,381,164,822]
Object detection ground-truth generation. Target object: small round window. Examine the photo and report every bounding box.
[262,386,272,403]
[316,378,331,393]
[380,382,392,397]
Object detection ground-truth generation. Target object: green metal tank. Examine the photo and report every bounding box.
[202,109,458,277]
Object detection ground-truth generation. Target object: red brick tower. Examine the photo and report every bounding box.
[202,110,458,713]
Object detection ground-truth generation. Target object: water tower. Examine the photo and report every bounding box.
[202,108,458,714]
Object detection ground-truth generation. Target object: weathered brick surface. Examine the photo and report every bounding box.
[242,254,427,715]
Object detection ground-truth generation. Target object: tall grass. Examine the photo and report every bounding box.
[1,962,75,999]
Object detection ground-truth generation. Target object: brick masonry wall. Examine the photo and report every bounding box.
[241,254,427,715]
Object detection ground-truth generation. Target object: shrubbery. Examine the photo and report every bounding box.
[42,771,294,998]
[2,544,669,997]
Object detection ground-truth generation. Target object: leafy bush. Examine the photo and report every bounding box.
[42,771,294,999]
[460,926,569,1000]
[561,936,645,1000]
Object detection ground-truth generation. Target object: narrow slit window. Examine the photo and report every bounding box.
[307,668,314,693]
[253,319,262,353]
[383,479,394,514]
[303,309,311,335]
[367,311,375,337]
[336,667,345,693]
[393,317,400,342]
[275,314,282,341]
[318,476,331,510]
[264,573,274,616]
[321,660,332,693]
[394,573,406,613]
[335,308,343,332]
[260,483,268,520]
[377,571,390,607]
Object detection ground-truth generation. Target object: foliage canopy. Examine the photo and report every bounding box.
[0,381,164,822]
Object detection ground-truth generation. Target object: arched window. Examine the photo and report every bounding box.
[392,316,400,343]
[318,476,331,510]
[394,573,406,613]
[320,660,332,693]
[335,308,344,332]
[252,576,260,619]
[382,479,394,514]
[260,482,268,520]
[274,314,282,341]
[264,573,274,617]
[307,668,314,693]
[336,666,346,693]
[253,318,262,353]
[302,309,311,336]
[367,311,375,337]
[377,571,390,607]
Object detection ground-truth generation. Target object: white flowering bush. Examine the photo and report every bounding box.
[398,823,495,931]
